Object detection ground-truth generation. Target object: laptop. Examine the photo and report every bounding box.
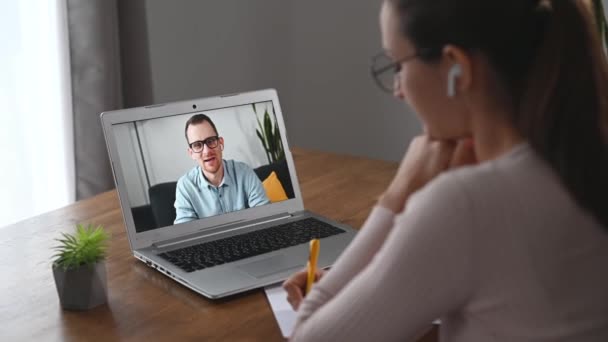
[100,89,357,299]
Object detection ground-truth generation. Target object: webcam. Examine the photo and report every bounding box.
[192,104,197,109]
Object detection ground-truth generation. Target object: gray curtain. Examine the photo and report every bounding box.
[66,0,122,200]
[66,0,152,200]
[117,0,154,109]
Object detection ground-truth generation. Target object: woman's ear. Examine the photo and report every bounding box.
[447,64,462,97]
[442,45,473,98]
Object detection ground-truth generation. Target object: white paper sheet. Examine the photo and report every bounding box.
[264,282,441,338]
[264,283,297,338]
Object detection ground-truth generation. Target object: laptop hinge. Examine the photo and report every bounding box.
[152,212,294,250]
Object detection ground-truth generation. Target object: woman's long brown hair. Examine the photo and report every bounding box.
[391,0,608,228]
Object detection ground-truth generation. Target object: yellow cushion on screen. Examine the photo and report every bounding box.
[262,171,288,202]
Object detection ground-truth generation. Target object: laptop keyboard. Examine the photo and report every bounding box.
[157,217,345,273]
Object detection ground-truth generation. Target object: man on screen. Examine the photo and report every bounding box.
[174,114,270,224]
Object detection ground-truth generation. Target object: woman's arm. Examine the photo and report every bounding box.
[319,136,475,296]
[283,205,396,310]
[291,173,476,341]
[284,136,475,313]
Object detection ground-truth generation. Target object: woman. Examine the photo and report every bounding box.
[284,0,608,341]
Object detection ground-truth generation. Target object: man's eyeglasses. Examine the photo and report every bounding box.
[370,48,437,93]
[189,136,220,153]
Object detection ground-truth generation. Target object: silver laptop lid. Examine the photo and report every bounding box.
[101,89,304,251]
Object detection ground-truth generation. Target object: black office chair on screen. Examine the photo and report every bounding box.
[148,181,178,228]
[253,159,295,199]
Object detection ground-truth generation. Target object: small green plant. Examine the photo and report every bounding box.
[253,103,285,164]
[52,224,109,270]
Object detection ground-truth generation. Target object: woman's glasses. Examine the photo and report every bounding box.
[370,48,437,93]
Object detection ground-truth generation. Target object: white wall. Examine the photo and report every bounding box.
[142,0,421,162]
[113,101,276,207]
[285,1,420,161]
[138,1,608,163]
[144,1,291,110]
[114,123,149,207]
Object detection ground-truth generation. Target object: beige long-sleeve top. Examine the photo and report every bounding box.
[291,144,608,341]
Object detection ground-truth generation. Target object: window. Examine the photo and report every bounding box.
[0,1,74,228]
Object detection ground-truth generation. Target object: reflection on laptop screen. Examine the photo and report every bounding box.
[112,101,294,233]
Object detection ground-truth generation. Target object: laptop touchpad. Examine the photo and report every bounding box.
[238,255,304,279]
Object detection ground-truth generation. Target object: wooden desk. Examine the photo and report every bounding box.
[1,148,438,341]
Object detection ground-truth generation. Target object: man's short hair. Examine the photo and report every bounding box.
[184,114,218,143]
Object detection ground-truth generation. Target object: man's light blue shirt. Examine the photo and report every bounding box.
[174,159,270,224]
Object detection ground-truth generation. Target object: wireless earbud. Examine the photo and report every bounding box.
[447,64,462,98]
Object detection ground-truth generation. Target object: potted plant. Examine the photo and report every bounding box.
[52,223,109,310]
[253,103,285,164]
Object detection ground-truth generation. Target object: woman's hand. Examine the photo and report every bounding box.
[450,137,477,168]
[379,135,476,213]
[282,268,326,311]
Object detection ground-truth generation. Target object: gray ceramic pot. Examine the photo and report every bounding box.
[52,261,107,310]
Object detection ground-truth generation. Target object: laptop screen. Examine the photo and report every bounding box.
[111,100,295,233]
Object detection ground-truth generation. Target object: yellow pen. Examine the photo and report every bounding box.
[305,239,320,295]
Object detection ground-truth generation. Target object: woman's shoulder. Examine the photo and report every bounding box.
[406,142,578,240]
[401,168,477,233]
[405,144,549,220]
[423,143,551,201]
